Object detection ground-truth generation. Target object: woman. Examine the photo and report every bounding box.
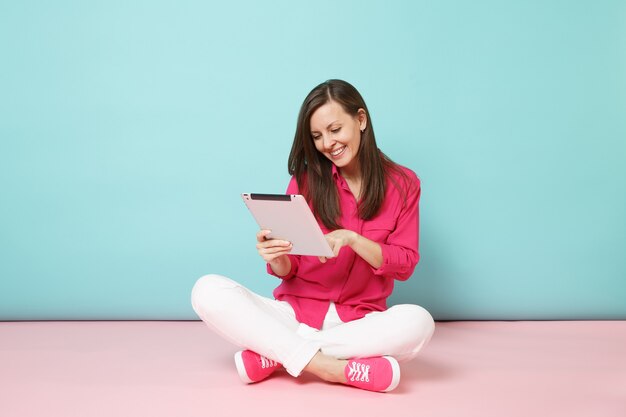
[191,79,434,392]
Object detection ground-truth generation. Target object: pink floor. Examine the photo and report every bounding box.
[1,321,625,417]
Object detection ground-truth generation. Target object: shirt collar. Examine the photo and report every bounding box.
[331,163,340,180]
[331,163,351,192]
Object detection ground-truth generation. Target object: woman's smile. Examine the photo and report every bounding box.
[330,146,347,158]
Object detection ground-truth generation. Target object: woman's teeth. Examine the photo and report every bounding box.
[331,146,346,157]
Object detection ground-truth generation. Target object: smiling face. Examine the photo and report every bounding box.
[309,99,367,175]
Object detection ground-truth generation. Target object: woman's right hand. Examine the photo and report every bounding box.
[256,229,293,263]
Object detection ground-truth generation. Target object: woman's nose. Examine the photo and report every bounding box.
[323,135,335,150]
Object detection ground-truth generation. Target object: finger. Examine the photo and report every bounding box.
[259,243,293,256]
[260,244,293,255]
[257,240,291,250]
[324,237,336,251]
[318,256,327,263]
[264,250,293,262]
[256,229,272,242]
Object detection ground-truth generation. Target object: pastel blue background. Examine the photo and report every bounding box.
[1,1,625,320]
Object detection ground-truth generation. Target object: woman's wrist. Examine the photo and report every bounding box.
[347,231,383,269]
[348,230,359,248]
[270,255,291,277]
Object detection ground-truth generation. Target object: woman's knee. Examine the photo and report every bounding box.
[390,304,435,343]
[190,274,240,313]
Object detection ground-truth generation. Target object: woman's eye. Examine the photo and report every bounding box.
[312,135,321,140]
[331,127,341,133]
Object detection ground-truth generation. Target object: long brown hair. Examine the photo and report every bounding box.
[288,79,406,230]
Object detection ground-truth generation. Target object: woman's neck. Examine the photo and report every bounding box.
[339,163,362,200]
[338,161,361,182]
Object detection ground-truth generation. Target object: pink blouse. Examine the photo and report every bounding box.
[268,164,421,329]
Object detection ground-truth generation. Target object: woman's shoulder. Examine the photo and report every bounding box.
[395,164,419,181]
[386,162,420,191]
[286,175,300,194]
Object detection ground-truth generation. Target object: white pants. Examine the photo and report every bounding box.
[191,274,435,377]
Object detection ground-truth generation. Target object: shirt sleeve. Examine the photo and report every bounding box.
[266,176,302,280]
[371,172,421,281]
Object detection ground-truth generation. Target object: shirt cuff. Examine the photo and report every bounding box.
[371,244,418,281]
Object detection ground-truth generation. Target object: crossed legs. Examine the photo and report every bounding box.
[191,274,435,387]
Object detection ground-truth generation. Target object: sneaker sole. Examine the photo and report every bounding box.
[234,351,254,384]
[382,356,401,392]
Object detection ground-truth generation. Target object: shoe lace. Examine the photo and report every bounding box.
[347,361,370,382]
[260,355,277,369]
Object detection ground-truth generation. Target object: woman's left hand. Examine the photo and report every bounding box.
[319,229,358,263]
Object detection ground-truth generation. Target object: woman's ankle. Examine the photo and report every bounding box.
[304,352,348,383]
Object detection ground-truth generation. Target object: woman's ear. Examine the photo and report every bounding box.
[357,108,368,131]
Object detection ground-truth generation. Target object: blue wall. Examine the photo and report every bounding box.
[1,1,625,320]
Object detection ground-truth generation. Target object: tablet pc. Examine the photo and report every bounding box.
[242,193,334,257]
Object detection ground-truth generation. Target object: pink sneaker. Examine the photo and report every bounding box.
[234,350,280,384]
[344,356,401,392]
